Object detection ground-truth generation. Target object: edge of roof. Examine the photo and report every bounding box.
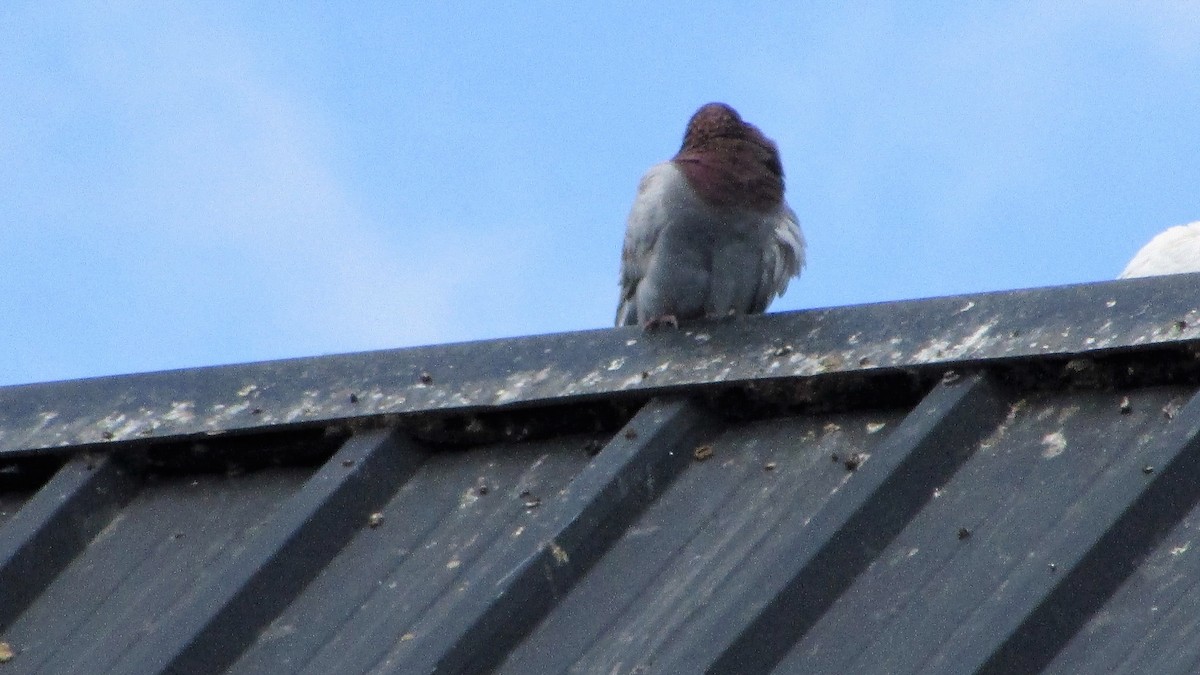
[2,273,1199,457]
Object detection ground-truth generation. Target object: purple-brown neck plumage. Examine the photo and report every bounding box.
[671,103,785,212]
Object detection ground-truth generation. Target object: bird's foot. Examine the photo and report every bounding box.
[643,315,679,331]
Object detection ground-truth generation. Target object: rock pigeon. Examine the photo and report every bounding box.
[1120,221,1200,278]
[615,103,806,328]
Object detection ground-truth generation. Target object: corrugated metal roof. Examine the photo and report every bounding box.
[4,274,1200,674]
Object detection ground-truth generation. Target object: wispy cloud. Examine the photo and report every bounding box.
[0,3,547,383]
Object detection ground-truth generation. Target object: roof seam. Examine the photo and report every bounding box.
[428,397,720,674]
[979,382,1200,674]
[705,371,1011,674]
[0,454,137,631]
[112,428,425,674]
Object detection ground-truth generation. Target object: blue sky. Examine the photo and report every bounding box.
[2,2,1199,386]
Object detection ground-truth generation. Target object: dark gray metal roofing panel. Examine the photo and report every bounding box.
[978,386,1200,675]
[710,374,1008,674]
[496,374,1006,674]
[1047,503,1200,675]
[228,433,590,674]
[426,398,716,675]
[115,429,423,675]
[7,278,1200,673]
[777,384,1200,674]
[0,455,136,630]
[3,274,1200,456]
[3,466,305,673]
[0,495,26,529]
[496,407,902,675]
[0,458,60,529]
[230,398,715,674]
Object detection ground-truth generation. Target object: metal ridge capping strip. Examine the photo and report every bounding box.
[697,371,1010,674]
[112,428,425,675]
[974,383,1200,675]
[3,274,1200,456]
[421,397,717,675]
[0,454,138,630]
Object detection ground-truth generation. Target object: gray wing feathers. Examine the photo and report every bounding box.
[615,164,672,326]
[752,206,805,312]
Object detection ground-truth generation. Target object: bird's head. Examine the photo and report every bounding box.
[674,103,785,211]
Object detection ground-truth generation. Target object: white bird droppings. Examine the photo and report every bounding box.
[1041,431,1067,458]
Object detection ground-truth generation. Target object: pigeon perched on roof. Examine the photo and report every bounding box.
[1120,222,1200,278]
[615,103,806,328]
